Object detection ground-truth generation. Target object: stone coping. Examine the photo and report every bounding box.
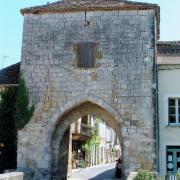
[0,172,23,180]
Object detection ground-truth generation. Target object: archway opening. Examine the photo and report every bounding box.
[51,101,123,179]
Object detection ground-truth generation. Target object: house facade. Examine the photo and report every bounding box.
[157,41,180,175]
[86,116,120,166]
[71,115,92,169]
[71,115,120,169]
[97,119,120,164]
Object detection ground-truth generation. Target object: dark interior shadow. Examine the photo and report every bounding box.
[89,168,121,180]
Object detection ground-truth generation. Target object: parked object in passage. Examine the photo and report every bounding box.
[115,158,122,178]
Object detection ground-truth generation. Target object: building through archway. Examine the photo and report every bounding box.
[70,115,120,170]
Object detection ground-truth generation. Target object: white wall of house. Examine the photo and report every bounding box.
[98,120,119,163]
[89,116,119,164]
[158,56,180,175]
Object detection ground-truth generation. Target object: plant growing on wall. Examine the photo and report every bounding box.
[0,87,17,172]
[15,73,34,130]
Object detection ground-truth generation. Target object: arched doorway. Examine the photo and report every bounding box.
[51,101,123,179]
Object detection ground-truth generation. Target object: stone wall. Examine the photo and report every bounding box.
[18,9,157,179]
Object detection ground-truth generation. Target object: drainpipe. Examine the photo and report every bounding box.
[150,15,160,174]
[154,16,160,173]
[153,48,160,173]
[156,64,160,173]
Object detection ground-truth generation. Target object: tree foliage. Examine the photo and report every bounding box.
[0,73,34,172]
[82,117,101,152]
[15,73,34,130]
[133,170,155,180]
[0,87,17,172]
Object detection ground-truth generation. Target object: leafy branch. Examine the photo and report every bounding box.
[82,117,101,152]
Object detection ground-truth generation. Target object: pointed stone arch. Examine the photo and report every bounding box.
[48,95,124,178]
[47,94,123,135]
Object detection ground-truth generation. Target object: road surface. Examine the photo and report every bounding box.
[68,163,120,180]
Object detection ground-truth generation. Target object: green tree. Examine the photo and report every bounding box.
[15,73,34,130]
[0,87,17,172]
[82,117,101,152]
[0,73,34,172]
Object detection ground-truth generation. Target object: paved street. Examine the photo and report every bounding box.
[68,163,120,180]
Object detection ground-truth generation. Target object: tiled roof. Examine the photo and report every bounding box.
[157,41,180,56]
[21,0,160,15]
[0,62,20,85]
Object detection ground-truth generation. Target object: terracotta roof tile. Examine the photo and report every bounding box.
[21,0,159,14]
[157,41,180,56]
[20,0,160,38]
[0,62,20,85]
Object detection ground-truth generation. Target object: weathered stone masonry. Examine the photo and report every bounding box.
[18,1,160,179]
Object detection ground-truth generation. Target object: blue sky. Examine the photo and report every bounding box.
[0,0,180,68]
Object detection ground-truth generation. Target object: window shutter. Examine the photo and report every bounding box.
[77,42,86,67]
[77,42,95,68]
[85,42,95,68]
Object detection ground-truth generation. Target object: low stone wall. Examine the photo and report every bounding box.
[0,172,23,180]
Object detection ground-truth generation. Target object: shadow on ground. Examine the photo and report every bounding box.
[89,168,121,180]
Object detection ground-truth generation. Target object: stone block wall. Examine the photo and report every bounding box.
[18,9,157,179]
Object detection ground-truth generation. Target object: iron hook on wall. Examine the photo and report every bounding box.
[84,11,90,27]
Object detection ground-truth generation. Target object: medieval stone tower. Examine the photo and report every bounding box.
[18,0,160,179]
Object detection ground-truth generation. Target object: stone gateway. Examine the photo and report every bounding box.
[18,0,160,179]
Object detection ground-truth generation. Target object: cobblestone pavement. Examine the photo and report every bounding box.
[68,163,121,180]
